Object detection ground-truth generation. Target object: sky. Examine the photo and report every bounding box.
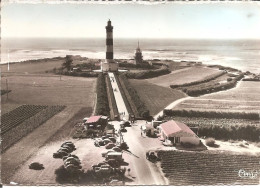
[2,2,260,39]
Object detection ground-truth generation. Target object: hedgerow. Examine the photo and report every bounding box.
[170,71,226,89]
[180,73,244,96]
[95,73,110,116]
[62,71,98,77]
[119,74,150,118]
[161,115,260,141]
[163,109,259,120]
[124,65,170,79]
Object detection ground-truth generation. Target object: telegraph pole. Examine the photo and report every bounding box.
[6,79,9,100]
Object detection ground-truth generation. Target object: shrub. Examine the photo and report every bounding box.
[170,71,226,89]
[119,74,150,118]
[95,73,110,116]
[205,138,215,147]
[172,73,244,96]
[180,142,196,148]
[227,77,232,82]
[163,109,259,120]
[124,65,170,79]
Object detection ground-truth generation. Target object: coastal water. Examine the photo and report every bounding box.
[1,38,260,73]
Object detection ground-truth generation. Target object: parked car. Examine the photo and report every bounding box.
[108,137,117,143]
[105,143,116,149]
[103,138,112,145]
[101,150,114,157]
[29,162,44,170]
[112,146,122,152]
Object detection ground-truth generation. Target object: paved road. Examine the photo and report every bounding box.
[153,96,192,120]
[113,121,167,185]
[108,72,129,120]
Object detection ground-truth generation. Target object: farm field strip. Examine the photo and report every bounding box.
[1,106,84,184]
[1,105,48,134]
[166,116,259,128]
[174,81,260,113]
[158,150,260,185]
[146,66,221,87]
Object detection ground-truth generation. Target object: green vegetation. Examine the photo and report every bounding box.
[95,73,110,116]
[62,71,98,77]
[1,105,48,134]
[205,138,216,147]
[178,73,244,96]
[114,74,134,116]
[163,109,259,120]
[170,71,226,88]
[1,105,66,151]
[162,115,260,141]
[130,79,186,116]
[105,75,119,119]
[118,61,154,69]
[158,150,260,185]
[124,65,170,79]
[119,74,150,118]
[62,55,73,71]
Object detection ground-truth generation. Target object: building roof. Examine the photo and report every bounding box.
[160,120,196,137]
[86,115,102,124]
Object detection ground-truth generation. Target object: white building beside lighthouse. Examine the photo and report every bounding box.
[101,19,119,72]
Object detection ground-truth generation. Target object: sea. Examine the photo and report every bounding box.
[1,38,260,74]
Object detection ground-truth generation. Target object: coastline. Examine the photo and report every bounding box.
[0,55,251,74]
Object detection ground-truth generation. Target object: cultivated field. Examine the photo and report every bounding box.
[174,81,260,113]
[158,150,260,185]
[1,60,97,185]
[129,79,186,116]
[146,66,221,88]
[2,107,94,185]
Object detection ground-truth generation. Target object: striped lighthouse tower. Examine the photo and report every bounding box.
[102,19,118,72]
[106,19,113,60]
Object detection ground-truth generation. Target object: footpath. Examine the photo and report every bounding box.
[108,72,129,121]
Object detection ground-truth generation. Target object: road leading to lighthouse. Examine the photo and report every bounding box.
[108,72,129,120]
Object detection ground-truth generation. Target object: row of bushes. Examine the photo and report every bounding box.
[124,65,171,79]
[163,109,259,120]
[95,73,110,116]
[243,78,260,81]
[182,73,244,96]
[170,71,226,89]
[198,124,260,142]
[61,71,99,77]
[119,61,154,69]
[119,74,150,118]
[113,74,134,116]
[207,65,240,72]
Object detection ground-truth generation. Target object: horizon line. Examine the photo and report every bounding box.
[2,37,260,40]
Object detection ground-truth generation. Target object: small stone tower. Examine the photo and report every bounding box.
[135,41,143,65]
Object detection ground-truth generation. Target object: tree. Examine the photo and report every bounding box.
[62,55,73,71]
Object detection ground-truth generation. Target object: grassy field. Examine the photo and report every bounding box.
[174,81,260,113]
[1,75,96,108]
[0,57,65,74]
[146,65,221,88]
[1,60,97,185]
[129,79,186,116]
[158,150,260,185]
